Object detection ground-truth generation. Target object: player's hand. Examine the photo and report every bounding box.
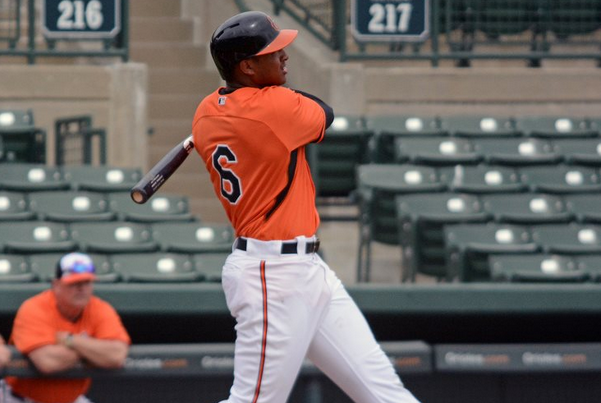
[0,334,11,368]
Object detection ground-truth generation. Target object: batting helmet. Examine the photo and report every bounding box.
[210,11,298,81]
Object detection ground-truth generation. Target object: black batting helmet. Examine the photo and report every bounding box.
[210,11,298,81]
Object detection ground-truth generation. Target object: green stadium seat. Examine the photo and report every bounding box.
[476,0,535,38]
[0,221,75,254]
[518,165,601,194]
[69,221,158,253]
[442,115,521,137]
[366,115,447,163]
[0,191,35,221]
[574,254,601,282]
[355,165,446,281]
[472,137,561,166]
[552,138,601,166]
[532,223,601,255]
[192,252,229,282]
[0,163,69,191]
[0,109,46,163]
[108,192,194,223]
[438,164,525,194]
[28,252,119,282]
[444,223,539,282]
[565,193,601,224]
[111,253,203,283]
[547,0,601,39]
[516,116,598,138]
[481,193,572,224]
[489,253,588,283]
[28,191,115,222]
[0,254,37,282]
[308,115,372,201]
[61,165,143,192]
[396,192,489,282]
[151,222,234,254]
[394,136,481,166]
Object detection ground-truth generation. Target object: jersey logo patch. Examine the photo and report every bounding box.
[218,96,227,106]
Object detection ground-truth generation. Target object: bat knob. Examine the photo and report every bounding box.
[130,189,148,204]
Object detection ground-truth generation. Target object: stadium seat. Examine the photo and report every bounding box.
[481,193,572,224]
[355,165,447,281]
[438,164,525,194]
[547,0,601,40]
[573,254,601,282]
[565,193,601,224]
[445,223,539,282]
[151,222,234,254]
[28,191,115,222]
[0,254,37,282]
[366,115,447,163]
[472,137,561,165]
[396,192,489,281]
[192,252,229,282]
[28,252,119,282]
[61,165,143,192]
[518,165,601,194]
[308,115,372,200]
[489,253,588,283]
[442,115,521,137]
[69,222,158,253]
[0,109,46,163]
[0,221,75,253]
[516,116,598,138]
[108,192,194,223]
[394,136,481,166]
[111,253,203,283]
[0,163,69,191]
[552,138,601,166]
[0,191,34,221]
[532,223,601,255]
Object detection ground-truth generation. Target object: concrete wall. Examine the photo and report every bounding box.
[0,63,148,169]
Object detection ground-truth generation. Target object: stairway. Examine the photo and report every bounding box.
[128,0,226,222]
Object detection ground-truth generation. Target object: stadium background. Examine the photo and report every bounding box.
[2,0,601,402]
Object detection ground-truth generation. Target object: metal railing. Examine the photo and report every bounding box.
[265,0,601,67]
[0,0,128,64]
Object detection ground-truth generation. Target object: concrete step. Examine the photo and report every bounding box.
[148,94,200,120]
[130,43,206,67]
[147,119,194,147]
[129,0,180,18]
[130,17,194,43]
[148,68,220,95]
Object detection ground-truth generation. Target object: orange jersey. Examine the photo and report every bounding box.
[6,290,131,403]
[193,86,326,240]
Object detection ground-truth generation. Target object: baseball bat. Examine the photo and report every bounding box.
[130,134,195,204]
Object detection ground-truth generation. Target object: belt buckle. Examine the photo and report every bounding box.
[306,238,320,254]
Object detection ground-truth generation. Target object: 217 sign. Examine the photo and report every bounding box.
[352,0,429,42]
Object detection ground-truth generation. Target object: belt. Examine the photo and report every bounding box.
[10,391,27,402]
[236,237,320,254]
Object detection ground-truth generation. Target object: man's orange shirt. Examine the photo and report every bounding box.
[193,86,326,240]
[6,290,131,403]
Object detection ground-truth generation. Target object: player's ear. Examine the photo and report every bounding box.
[238,59,256,76]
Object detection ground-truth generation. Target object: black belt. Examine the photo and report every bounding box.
[236,238,320,254]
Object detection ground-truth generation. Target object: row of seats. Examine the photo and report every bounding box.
[0,221,234,255]
[446,222,601,283]
[0,163,142,192]
[0,252,227,283]
[0,190,194,223]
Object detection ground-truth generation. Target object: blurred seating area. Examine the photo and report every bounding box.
[317,114,601,283]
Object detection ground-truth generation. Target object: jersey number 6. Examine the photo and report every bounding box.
[212,145,242,204]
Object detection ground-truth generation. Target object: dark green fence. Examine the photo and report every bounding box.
[266,0,601,66]
[0,0,128,63]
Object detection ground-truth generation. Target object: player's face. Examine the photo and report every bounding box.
[248,49,289,87]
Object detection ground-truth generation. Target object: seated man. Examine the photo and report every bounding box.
[3,252,130,403]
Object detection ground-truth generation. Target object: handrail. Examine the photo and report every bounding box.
[0,0,128,64]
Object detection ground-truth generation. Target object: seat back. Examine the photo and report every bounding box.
[62,165,143,192]
[28,191,114,222]
[152,222,234,254]
[481,193,572,224]
[69,221,157,253]
[0,254,37,282]
[108,192,193,222]
[111,253,202,283]
[489,253,588,283]
[516,116,597,138]
[473,137,561,165]
[0,221,75,253]
[0,163,69,191]
[0,191,34,221]
[394,137,481,165]
[518,165,601,194]
[439,164,525,194]
[442,115,521,137]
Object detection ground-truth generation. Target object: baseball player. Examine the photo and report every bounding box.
[192,11,421,403]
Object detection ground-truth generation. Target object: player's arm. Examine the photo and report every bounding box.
[56,331,129,369]
[293,89,334,129]
[0,334,11,368]
[27,343,81,374]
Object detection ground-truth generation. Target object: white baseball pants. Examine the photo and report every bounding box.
[219,236,421,403]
